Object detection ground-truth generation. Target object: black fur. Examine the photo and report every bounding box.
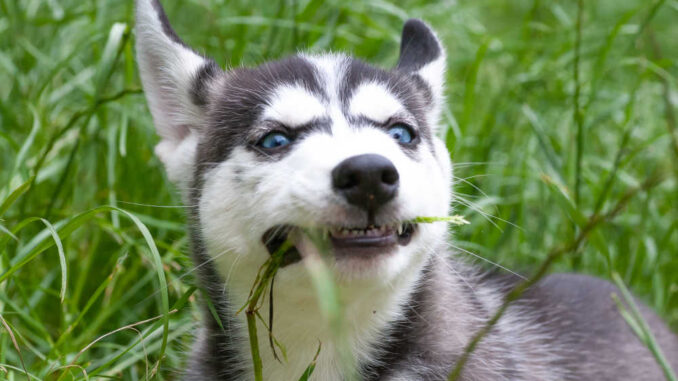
[150,0,188,48]
[396,19,442,73]
[183,205,248,379]
[191,60,221,107]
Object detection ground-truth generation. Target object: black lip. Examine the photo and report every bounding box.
[262,223,417,266]
[330,234,397,249]
[262,225,301,267]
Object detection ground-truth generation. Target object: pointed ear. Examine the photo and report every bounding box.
[135,0,221,184]
[396,19,446,127]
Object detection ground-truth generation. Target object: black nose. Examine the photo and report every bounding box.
[332,154,399,212]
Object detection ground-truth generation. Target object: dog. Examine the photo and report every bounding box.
[134,0,678,379]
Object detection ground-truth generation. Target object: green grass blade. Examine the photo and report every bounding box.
[0,216,66,302]
[297,342,322,381]
[95,23,128,94]
[611,272,678,381]
[36,218,67,302]
[0,177,33,218]
[0,206,170,364]
[410,215,470,225]
[10,105,40,180]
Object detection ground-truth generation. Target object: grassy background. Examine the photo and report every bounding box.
[1,0,677,379]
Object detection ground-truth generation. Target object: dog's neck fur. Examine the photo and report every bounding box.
[186,193,440,380]
[187,232,564,381]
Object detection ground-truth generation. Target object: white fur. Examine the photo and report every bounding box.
[135,0,209,183]
[348,82,405,123]
[404,23,446,132]
[262,84,327,126]
[416,55,446,128]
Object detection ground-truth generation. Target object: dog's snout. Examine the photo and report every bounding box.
[332,154,399,212]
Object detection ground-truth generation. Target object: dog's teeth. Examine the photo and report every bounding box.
[330,225,399,239]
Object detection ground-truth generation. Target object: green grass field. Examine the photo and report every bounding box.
[1,0,677,379]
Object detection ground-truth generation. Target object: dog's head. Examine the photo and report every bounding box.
[136,0,452,291]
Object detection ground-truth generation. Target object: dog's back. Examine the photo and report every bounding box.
[365,262,678,380]
[525,273,678,380]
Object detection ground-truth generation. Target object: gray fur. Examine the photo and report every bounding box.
[365,258,678,380]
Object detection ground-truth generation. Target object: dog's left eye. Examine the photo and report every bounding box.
[259,132,292,149]
[387,124,415,144]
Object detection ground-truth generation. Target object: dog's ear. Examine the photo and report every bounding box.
[135,0,221,185]
[396,19,446,127]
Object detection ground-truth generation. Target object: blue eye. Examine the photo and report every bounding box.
[259,132,292,149]
[387,124,415,144]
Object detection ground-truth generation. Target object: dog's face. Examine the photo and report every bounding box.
[136,0,452,294]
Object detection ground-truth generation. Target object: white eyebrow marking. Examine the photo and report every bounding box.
[348,82,405,123]
[262,84,326,127]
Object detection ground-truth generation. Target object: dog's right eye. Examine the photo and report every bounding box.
[258,132,292,149]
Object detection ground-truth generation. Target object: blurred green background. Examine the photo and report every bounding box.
[0,0,677,379]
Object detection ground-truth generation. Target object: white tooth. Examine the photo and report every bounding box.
[397,224,403,235]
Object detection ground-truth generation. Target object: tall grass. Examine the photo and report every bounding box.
[0,0,676,379]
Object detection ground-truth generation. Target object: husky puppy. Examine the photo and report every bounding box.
[135,1,678,379]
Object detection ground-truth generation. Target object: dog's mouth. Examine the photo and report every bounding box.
[262,223,417,267]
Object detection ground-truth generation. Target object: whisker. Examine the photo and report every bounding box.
[448,242,526,280]
[454,195,523,232]
[118,201,196,209]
